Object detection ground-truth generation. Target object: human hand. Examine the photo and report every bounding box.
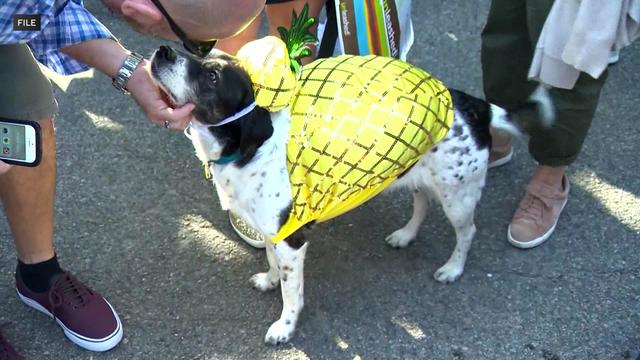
[126,59,195,130]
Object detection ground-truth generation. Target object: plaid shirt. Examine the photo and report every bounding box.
[0,0,114,75]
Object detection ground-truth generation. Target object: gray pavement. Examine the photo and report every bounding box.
[1,1,639,359]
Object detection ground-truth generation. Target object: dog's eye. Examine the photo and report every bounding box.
[208,70,217,83]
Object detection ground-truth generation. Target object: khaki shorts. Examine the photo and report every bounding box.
[0,44,58,122]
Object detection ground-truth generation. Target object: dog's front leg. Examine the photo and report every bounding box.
[264,234,308,345]
[250,239,280,291]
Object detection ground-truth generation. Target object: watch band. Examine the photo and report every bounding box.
[112,52,144,94]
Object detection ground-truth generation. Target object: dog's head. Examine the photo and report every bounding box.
[150,45,273,166]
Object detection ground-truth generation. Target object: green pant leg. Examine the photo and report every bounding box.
[0,44,58,121]
[481,0,538,108]
[482,0,607,167]
[481,0,555,108]
[522,0,608,166]
[529,71,608,166]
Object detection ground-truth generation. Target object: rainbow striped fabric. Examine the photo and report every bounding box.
[334,0,412,59]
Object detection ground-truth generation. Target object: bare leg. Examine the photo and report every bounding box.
[531,164,566,189]
[266,0,325,64]
[215,0,325,57]
[215,15,262,55]
[0,117,56,264]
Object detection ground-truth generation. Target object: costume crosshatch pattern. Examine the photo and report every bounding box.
[237,36,299,112]
[234,36,453,242]
[273,54,453,241]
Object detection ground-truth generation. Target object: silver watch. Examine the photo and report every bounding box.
[112,52,144,94]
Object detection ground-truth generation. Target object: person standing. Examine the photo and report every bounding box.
[0,0,264,353]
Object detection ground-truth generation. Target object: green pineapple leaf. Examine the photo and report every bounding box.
[277,3,318,74]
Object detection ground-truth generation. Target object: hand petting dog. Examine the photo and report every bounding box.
[127,59,195,130]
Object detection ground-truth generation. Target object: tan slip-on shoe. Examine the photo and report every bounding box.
[508,175,570,249]
[488,137,513,169]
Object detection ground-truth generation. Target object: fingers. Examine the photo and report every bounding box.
[147,102,194,130]
[159,103,195,130]
[126,61,195,130]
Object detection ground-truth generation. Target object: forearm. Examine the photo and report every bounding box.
[60,38,130,78]
[59,38,195,129]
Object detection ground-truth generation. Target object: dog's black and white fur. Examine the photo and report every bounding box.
[150,46,554,345]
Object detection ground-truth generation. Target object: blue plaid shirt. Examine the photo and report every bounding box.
[0,0,114,75]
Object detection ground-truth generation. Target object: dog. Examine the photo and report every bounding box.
[150,45,554,345]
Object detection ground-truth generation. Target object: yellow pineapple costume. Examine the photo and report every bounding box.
[235,36,453,242]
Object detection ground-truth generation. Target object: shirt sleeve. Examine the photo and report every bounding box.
[28,0,116,75]
[0,0,56,44]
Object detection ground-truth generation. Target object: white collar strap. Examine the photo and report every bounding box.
[212,101,257,127]
[183,101,258,140]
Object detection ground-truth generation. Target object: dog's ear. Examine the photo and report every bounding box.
[237,106,273,166]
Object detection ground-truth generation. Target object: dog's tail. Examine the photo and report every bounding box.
[488,85,555,137]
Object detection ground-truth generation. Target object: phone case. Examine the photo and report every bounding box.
[0,118,42,167]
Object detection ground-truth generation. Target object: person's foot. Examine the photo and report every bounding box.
[229,211,266,249]
[508,175,570,249]
[15,271,123,352]
[0,323,25,360]
[489,136,513,168]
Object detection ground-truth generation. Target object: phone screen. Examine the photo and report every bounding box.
[1,122,26,161]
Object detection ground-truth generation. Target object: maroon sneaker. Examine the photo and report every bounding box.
[15,271,122,352]
[0,323,25,360]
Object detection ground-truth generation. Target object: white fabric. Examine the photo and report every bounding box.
[529,0,640,89]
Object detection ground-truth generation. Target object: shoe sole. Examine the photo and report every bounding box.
[229,212,266,249]
[16,289,123,352]
[507,194,568,249]
[488,147,514,169]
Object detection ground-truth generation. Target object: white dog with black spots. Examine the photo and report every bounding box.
[150,45,554,344]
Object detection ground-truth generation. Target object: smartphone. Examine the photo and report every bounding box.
[0,118,41,167]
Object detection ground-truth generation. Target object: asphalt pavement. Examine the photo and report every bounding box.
[1,0,639,359]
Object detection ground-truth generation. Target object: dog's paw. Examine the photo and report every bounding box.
[250,272,279,292]
[385,228,416,248]
[264,318,295,345]
[433,263,464,284]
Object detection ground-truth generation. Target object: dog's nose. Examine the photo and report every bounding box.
[158,45,177,62]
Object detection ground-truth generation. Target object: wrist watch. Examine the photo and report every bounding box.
[112,52,144,94]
